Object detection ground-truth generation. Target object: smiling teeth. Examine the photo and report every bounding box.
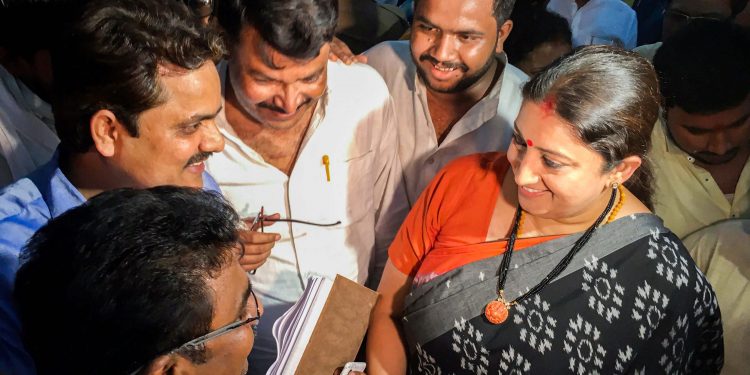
[434,65,456,72]
[522,186,543,193]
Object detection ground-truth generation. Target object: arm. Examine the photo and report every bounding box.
[366,260,412,375]
[369,94,409,289]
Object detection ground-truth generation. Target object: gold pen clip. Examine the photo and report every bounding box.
[322,154,331,182]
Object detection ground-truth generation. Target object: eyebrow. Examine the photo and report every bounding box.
[413,15,484,36]
[513,123,575,162]
[174,105,222,128]
[236,277,253,320]
[683,112,750,132]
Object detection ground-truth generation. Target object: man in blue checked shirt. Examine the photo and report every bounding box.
[0,0,228,373]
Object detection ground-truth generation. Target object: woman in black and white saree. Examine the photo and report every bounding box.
[366,46,724,375]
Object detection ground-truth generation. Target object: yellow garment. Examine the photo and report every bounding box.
[650,119,750,238]
[683,220,750,375]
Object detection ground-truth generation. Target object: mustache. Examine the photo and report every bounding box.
[419,54,469,72]
[692,148,740,165]
[257,98,312,114]
[185,152,213,167]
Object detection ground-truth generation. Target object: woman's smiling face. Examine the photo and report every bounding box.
[507,100,616,221]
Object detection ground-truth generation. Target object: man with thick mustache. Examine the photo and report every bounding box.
[207,0,407,373]
[651,20,750,238]
[0,1,225,373]
[364,0,528,205]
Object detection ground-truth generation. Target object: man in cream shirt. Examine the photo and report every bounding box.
[365,0,527,205]
[208,1,408,373]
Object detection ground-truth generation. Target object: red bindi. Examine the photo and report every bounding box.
[526,139,534,147]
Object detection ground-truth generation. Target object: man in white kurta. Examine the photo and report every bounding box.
[207,2,408,371]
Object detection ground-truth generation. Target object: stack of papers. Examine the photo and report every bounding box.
[267,275,378,375]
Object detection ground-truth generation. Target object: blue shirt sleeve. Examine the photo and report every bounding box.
[0,178,52,375]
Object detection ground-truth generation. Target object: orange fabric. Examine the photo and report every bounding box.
[388,153,560,280]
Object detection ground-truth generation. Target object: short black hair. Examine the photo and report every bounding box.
[52,0,225,155]
[14,187,242,375]
[414,0,516,25]
[0,0,84,60]
[217,0,338,60]
[506,2,571,66]
[654,20,750,114]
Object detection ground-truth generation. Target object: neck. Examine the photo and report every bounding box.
[520,188,616,237]
[62,152,125,200]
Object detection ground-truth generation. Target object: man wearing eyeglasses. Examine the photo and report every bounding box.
[0,0,227,373]
[14,187,262,375]
[634,0,732,60]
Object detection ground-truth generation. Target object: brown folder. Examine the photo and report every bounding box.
[293,275,378,375]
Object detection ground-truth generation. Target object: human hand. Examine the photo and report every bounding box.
[239,213,281,271]
[329,36,367,65]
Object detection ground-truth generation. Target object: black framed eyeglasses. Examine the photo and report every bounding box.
[129,278,260,375]
[663,9,728,26]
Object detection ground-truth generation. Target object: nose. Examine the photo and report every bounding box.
[706,131,731,155]
[513,151,541,187]
[273,84,302,115]
[201,120,225,153]
[431,32,457,63]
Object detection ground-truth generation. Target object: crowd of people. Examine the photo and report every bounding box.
[0,0,747,374]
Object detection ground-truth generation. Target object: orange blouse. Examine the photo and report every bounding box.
[388,153,560,283]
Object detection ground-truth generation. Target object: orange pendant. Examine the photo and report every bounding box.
[485,300,509,324]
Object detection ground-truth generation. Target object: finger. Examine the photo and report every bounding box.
[239,251,271,267]
[328,51,340,62]
[353,54,368,64]
[261,213,281,227]
[239,230,281,243]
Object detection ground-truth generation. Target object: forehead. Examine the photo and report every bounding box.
[669,0,732,15]
[139,62,221,124]
[516,100,603,162]
[415,0,498,31]
[233,25,328,78]
[669,95,750,129]
[205,260,248,328]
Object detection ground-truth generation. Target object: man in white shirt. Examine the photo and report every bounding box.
[210,1,407,372]
[0,1,72,186]
[547,0,638,49]
[365,0,528,205]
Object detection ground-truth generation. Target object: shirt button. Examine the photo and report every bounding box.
[426,158,435,165]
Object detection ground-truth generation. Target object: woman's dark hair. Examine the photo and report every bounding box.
[217,0,338,60]
[506,2,571,67]
[52,0,225,155]
[15,187,242,374]
[523,45,661,208]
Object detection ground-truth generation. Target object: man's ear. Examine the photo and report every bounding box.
[141,353,198,375]
[496,19,514,54]
[611,155,643,185]
[89,109,121,158]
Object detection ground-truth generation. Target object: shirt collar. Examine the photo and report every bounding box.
[654,115,698,163]
[27,149,86,218]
